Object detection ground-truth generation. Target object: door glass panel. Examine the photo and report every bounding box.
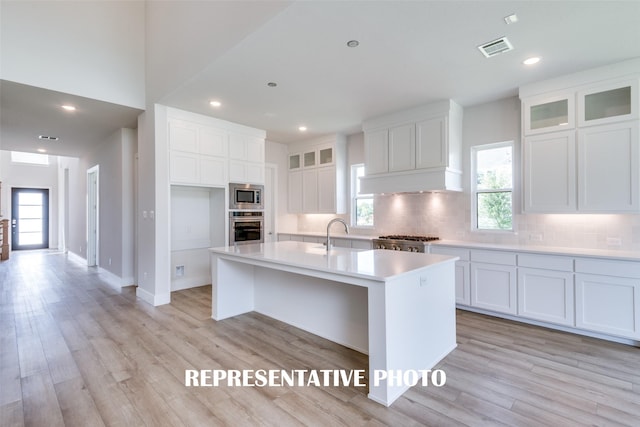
[319,148,333,164]
[15,191,46,248]
[584,86,631,121]
[304,151,316,167]
[289,154,300,170]
[530,99,569,129]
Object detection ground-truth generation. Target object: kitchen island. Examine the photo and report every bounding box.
[209,241,457,406]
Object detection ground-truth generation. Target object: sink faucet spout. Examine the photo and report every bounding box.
[326,218,349,251]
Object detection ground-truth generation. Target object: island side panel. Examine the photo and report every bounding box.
[211,255,256,320]
[252,267,369,354]
[367,260,457,406]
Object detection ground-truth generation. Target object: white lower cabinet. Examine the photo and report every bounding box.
[575,258,640,340]
[430,246,470,305]
[518,268,574,326]
[471,262,517,315]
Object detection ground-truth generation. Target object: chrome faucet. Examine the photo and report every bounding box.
[326,218,349,251]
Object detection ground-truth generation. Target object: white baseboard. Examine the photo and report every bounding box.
[136,286,171,306]
[171,275,211,292]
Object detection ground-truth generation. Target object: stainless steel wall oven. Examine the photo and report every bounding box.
[229,211,264,245]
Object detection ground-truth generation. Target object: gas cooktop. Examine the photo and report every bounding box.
[377,235,440,242]
[373,235,440,252]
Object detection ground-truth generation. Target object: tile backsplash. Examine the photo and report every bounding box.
[297,192,640,252]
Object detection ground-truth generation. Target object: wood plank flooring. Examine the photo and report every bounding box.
[1,249,639,426]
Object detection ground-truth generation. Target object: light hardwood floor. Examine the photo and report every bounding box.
[1,250,639,426]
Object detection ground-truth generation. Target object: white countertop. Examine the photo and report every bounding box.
[432,240,640,262]
[210,241,456,282]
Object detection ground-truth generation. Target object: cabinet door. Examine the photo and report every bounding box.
[170,152,199,184]
[318,145,334,166]
[168,120,199,153]
[388,124,415,172]
[578,121,639,212]
[288,170,303,213]
[471,263,517,315]
[200,127,227,157]
[289,153,301,171]
[523,131,576,212]
[302,169,318,212]
[518,268,574,326]
[365,130,389,174]
[317,167,336,213]
[245,136,265,163]
[199,157,227,186]
[523,93,575,135]
[228,134,247,160]
[578,78,638,127]
[430,246,470,305]
[416,116,447,169]
[575,273,640,339]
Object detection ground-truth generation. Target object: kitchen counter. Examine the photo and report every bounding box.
[209,242,458,406]
[211,241,454,281]
[432,239,640,262]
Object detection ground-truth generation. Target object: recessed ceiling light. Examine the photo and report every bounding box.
[346,40,359,48]
[61,105,76,111]
[523,56,541,65]
[209,100,222,107]
[267,82,277,87]
[37,148,47,153]
[298,126,307,132]
[504,14,518,25]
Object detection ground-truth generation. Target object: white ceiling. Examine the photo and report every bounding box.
[2,1,640,156]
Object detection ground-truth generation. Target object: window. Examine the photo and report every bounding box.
[351,164,374,227]
[11,151,49,165]
[472,142,513,231]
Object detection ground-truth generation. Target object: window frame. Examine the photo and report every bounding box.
[350,163,374,228]
[471,141,514,232]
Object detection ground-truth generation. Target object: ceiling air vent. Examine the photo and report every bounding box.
[478,36,513,58]
[38,135,59,141]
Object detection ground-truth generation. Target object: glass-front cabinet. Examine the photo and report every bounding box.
[523,92,575,135]
[578,79,638,127]
[288,153,301,171]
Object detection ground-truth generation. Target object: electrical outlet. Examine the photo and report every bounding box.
[529,233,543,242]
[176,265,185,277]
[606,237,622,246]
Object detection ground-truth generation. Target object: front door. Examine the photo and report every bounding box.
[11,188,49,250]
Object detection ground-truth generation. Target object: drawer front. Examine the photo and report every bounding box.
[575,258,640,279]
[471,250,516,265]
[518,253,574,272]
[430,246,470,261]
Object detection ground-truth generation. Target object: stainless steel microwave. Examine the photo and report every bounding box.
[229,183,263,210]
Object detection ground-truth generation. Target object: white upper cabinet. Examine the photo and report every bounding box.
[578,78,638,127]
[523,131,576,213]
[361,100,463,193]
[520,59,640,213]
[287,135,347,214]
[523,91,575,135]
[577,121,639,212]
[166,107,265,187]
[364,129,389,175]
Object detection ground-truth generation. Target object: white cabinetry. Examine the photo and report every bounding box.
[360,100,463,193]
[470,251,517,315]
[577,121,639,212]
[167,109,265,187]
[169,119,228,186]
[575,258,640,340]
[523,131,576,212]
[288,135,347,214]
[229,133,265,184]
[517,254,574,326]
[520,61,640,213]
[430,246,470,305]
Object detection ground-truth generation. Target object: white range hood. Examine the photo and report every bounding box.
[359,100,463,194]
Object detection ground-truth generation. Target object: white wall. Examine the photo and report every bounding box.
[0,1,145,109]
[0,151,59,248]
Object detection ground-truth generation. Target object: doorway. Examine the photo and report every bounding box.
[87,165,99,266]
[11,188,50,250]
